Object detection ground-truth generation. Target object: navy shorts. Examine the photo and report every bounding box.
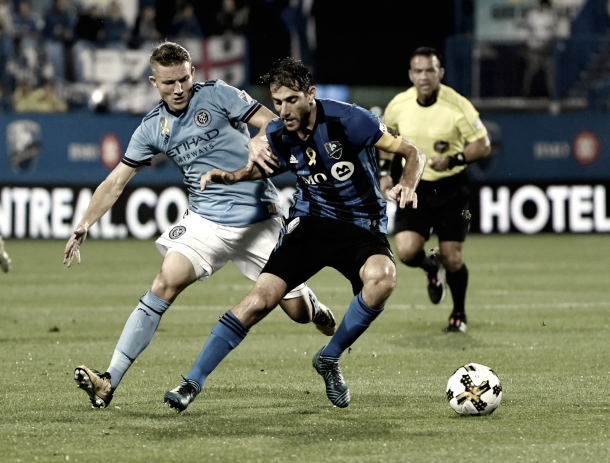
[262,216,394,296]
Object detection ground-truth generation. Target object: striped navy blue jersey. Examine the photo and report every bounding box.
[123,79,281,227]
[266,99,388,234]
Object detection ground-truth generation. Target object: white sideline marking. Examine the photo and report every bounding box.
[386,301,610,311]
[172,305,233,311]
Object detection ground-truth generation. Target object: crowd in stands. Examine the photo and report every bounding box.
[0,0,250,113]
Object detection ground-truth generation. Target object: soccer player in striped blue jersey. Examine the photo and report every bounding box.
[165,58,426,410]
[63,42,335,409]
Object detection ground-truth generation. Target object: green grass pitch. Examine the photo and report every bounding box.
[1,234,609,462]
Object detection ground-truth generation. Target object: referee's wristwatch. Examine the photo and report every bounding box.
[447,152,466,169]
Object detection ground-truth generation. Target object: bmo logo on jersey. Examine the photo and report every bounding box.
[302,173,328,185]
[331,162,355,182]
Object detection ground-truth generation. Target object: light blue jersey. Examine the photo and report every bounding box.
[123,80,281,227]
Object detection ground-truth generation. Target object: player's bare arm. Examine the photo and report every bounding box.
[246,106,279,174]
[430,134,491,172]
[63,163,138,267]
[200,161,287,191]
[375,132,425,209]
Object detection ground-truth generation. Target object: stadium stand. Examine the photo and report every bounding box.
[0,0,609,114]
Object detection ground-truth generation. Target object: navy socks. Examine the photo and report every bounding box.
[322,292,383,358]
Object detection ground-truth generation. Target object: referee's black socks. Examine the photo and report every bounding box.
[446,264,468,318]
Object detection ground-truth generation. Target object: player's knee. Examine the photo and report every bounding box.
[394,232,424,265]
[150,272,188,303]
[397,247,418,265]
[361,260,397,300]
[247,288,281,314]
[395,241,422,265]
[441,252,463,273]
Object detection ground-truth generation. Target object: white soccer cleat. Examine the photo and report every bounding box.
[0,237,11,273]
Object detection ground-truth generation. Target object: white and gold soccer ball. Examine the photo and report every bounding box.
[446,363,502,416]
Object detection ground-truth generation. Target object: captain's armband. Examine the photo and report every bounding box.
[375,131,402,153]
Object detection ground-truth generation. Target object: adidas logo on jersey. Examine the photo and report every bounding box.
[290,155,298,164]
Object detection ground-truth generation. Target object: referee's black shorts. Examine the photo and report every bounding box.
[394,171,471,242]
[262,216,394,296]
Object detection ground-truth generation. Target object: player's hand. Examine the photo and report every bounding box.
[389,184,418,209]
[379,176,394,200]
[429,156,449,172]
[63,227,87,268]
[246,135,278,174]
[200,169,236,191]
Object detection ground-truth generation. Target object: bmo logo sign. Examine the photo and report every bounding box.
[480,184,610,234]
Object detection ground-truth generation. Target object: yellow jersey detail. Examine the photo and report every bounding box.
[384,84,487,182]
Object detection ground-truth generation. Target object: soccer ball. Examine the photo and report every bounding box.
[446,363,502,416]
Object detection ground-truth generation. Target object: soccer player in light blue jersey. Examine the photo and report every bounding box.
[63,42,336,409]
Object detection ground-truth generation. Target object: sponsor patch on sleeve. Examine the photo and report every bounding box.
[238,90,253,104]
[378,118,387,133]
[473,118,484,131]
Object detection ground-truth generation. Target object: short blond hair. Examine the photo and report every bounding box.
[150,41,191,71]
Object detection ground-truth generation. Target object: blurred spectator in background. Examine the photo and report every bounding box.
[5,37,39,88]
[0,0,15,38]
[75,4,105,45]
[246,0,291,84]
[42,0,74,81]
[168,3,203,39]
[523,0,557,98]
[0,81,10,112]
[0,0,15,78]
[214,0,248,50]
[132,4,162,49]
[215,0,248,35]
[14,78,67,112]
[13,0,41,45]
[104,1,131,49]
[42,0,73,43]
[13,78,36,111]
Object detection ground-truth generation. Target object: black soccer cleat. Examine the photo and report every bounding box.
[164,377,201,412]
[443,313,467,333]
[312,347,350,408]
[425,248,446,304]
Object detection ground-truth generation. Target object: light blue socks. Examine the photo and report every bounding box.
[107,291,170,389]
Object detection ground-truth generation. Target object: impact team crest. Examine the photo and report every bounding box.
[324,141,343,159]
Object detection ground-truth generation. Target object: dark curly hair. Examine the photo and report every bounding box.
[150,41,191,70]
[260,57,313,93]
